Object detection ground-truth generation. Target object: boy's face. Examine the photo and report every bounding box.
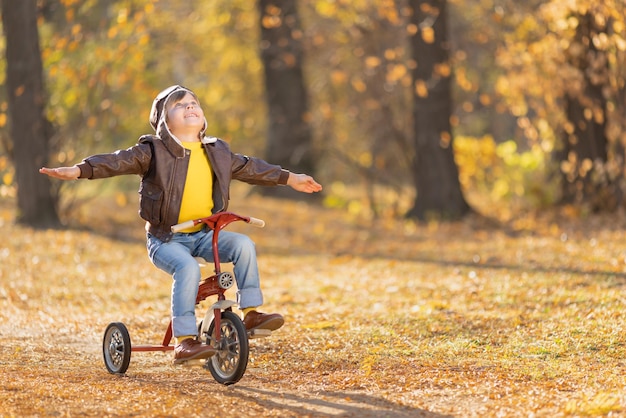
[165,92,205,138]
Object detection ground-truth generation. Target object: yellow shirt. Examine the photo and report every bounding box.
[177,141,214,232]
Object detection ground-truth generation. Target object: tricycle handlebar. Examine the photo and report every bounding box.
[247,217,265,228]
[170,212,265,233]
[171,220,196,233]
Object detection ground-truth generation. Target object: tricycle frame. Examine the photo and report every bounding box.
[103,212,264,384]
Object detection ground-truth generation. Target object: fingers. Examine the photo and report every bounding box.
[304,177,322,193]
[39,166,80,180]
[298,175,322,193]
[39,167,54,176]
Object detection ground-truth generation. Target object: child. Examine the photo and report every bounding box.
[40,85,322,363]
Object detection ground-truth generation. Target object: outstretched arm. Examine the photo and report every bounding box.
[286,172,323,193]
[39,166,81,180]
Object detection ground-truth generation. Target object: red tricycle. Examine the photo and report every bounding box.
[101,212,270,385]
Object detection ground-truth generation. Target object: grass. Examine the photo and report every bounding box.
[1,189,626,417]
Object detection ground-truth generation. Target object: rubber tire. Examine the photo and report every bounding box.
[103,322,131,374]
[205,311,249,385]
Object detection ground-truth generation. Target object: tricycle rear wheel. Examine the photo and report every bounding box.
[103,322,131,374]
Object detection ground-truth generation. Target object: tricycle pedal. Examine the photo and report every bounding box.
[173,358,208,367]
[248,328,272,339]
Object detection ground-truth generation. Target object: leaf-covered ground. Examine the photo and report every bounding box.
[1,191,626,417]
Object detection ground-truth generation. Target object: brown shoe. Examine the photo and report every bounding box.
[243,311,284,331]
[173,338,215,364]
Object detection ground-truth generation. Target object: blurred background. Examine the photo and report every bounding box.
[1,0,625,228]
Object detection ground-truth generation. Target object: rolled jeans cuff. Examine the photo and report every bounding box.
[238,288,263,310]
[172,315,198,338]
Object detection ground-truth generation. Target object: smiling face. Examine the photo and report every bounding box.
[165,91,205,141]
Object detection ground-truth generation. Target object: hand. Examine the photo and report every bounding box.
[39,166,81,180]
[287,173,323,193]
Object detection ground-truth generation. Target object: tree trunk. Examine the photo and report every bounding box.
[2,0,60,227]
[406,0,469,220]
[257,0,317,199]
[558,12,611,210]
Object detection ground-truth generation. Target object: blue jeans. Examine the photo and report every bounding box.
[146,230,264,337]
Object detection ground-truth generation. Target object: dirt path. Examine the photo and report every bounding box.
[1,337,448,417]
[2,196,625,417]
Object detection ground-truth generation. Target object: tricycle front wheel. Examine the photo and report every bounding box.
[204,311,249,385]
[103,322,131,374]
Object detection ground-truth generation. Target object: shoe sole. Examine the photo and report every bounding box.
[172,348,216,365]
[248,316,284,332]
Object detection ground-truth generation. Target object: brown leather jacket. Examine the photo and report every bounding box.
[77,132,289,242]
